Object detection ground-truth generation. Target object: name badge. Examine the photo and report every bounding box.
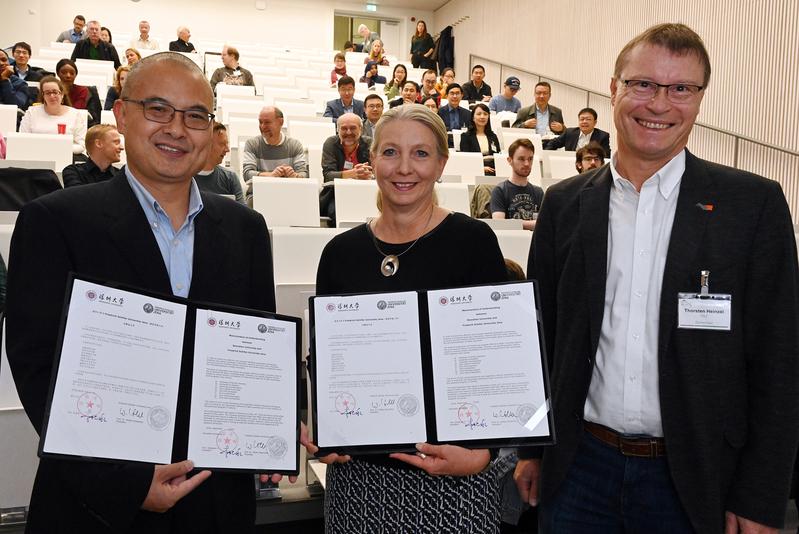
[677,293,731,331]
[343,161,354,170]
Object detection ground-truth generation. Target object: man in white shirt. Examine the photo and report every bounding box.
[515,23,799,534]
[130,21,159,50]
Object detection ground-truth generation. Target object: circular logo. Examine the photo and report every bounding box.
[258,323,268,333]
[148,406,171,431]
[207,317,216,326]
[143,303,154,313]
[377,300,387,310]
[490,291,501,301]
[335,392,356,413]
[267,436,288,458]
[439,296,448,306]
[86,290,97,301]
[516,403,538,426]
[77,392,103,417]
[216,429,239,451]
[457,403,480,424]
[326,303,336,312]
[396,394,419,417]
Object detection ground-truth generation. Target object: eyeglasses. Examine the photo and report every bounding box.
[622,79,704,103]
[366,104,384,110]
[581,156,604,164]
[123,99,214,130]
[43,90,62,97]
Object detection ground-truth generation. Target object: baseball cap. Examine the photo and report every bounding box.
[505,76,521,89]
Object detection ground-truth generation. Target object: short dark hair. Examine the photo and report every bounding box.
[576,141,606,163]
[614,23,711,86]
[225,46,240,61]
[337,75,355,88]
[75,15,86,22]
[334,52,346,62]
[56,58,79,76]
[363,93,383,106]
[343,41,354,51]
[445,83,462,95]
[101,27,113,43]
[12,42,32,55]
[212,121,227,133]
[535,81,551,91]
[422,69,437,79]
[471,64,485,73]
[508,138,535,158]
[402,80,419,92]
[578,107,597,120]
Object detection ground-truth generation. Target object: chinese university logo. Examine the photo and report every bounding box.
[207,317,216,327]
[326,303,336,312]
[86,290,97,301]
[143,303,154,313]
[258,324,268,333]
[491,291,501,301]
[439,296,448,306]
[377,300,387,310]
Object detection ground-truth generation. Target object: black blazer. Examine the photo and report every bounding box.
[525,150,799,532]
[437,105,471,131]
[70,39,121,69]
[512,104,565,132]
[544,127,611,157]
[6,174,276,533]
[459,130,501,156]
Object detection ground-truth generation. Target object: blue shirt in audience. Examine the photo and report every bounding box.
[488,94,522,113]
[536,106,551,135]
[125,167,204,298]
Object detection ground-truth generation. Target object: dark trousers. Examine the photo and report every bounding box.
[540,430,694,533]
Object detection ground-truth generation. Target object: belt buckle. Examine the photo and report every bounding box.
[619,438,658,458]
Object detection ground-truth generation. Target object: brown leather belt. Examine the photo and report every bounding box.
[584,421,666,458]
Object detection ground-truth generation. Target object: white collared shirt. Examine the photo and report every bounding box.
[577,130,592,150]
[583,150,686,437]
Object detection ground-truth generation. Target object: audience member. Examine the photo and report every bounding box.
[324,76,365,121]
[104,65,129,111]
[437,83,471,147]
[62,124,122,187]
[410,20,435,69]
[489,76,522,113]
[357,24,379,54]
[125,48,142,66]
[383,64,407,100]
[131,20,159,50]
[342,41,355,53]
[0,49,33,110]
[462,64,492,103]
[459,103,501,175]
[11,42,46,82]
[242,106,308,196]
[330,52,347,85]
[362,93,384,138]
[194,122,244,203]
[389,80,419,108]
[366,39,389,66]
[321,113,372,182]
[19,76,86,155]
[169,26,197,53]
[435,67,455,96]
[100,27,113,44]
[545,107,610,156]
[512,81,565,134]
[574,141,606,173]
[490,138,543,230]
[360,61,386,89]
[420,69,441,105]
[421,96,438,111]
[56,15,86,43]
[56,58,101,127]
[70,21,122,69]
[210,46,254,92]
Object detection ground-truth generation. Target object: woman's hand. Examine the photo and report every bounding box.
[300,422,352,465]
[389,443,490,476]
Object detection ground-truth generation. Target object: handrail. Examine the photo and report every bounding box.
[471,54,799,162]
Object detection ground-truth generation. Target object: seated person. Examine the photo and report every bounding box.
[19,76,86,155]
[362,93,384,139]
[459,103,501,175]
[0,49,32,110]
[489,76,522,113]
[124,48,141,66]
[12,42,47,82]
[461,64,492,103]
[210,46,254,92]
[330,52,347,86]
[56,58,101,127]
[383,64,407,100]
[62,124,121,187]
[104,65,129,111]
[421,96,438,111]
[360,61,386,88]
[419,69,441,106]
[342,41,355,53]
[512,81,565,134]
[575,141,606,173]
[434,67,455,97]
[169,26,196,53]
[323,76,365,121]
[357,24,380,54]
[321,113,372,182]
[70,20,121,69]
[194,122,244,203]
[57,15,86,43]
[365,39,389,66]
[437,83,471,147]
[544,107,611,157]
[491,138,543,230]
[242,106,308,201]
[130,20,159,50]
[389,80,419,108]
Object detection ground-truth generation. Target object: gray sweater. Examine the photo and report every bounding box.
[241,135,308,183]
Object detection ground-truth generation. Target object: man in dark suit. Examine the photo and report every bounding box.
[515,23,799,534]
[71,20,121,69]
[512,81,565,134]
[438,83,471,148]
[7,52,282,534]
[11,42,47,82]
[544,107,611,157]
[323,76,365,122]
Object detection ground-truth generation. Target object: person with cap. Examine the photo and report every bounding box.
[489,76,523,113]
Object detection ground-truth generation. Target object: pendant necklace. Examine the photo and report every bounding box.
[371,208,435,277]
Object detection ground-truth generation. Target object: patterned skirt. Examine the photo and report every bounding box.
[325,459,501,534]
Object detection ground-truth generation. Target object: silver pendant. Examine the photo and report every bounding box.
[380,255,399,277]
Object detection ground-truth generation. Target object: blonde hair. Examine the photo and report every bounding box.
[85,124,117,155]
[113,65,130,94]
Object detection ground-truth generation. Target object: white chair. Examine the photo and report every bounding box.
[499,128,543,154]
[307,145,324,182]
[443,152,484,180]
[5,133,73,173]
[263,86,307,101]
[271,227,345,285]
[493,229,533,274]
[541,150,578,182]
[100,110,116,126]
[276,101,318,120]
[333,179,379,227]
[0,160,56,171]
[215,84,256,98]
[434,183,470,215]
[219,99,264,124]
[288,121,335,148]
[251,177,320,228]
[0,105,17,134]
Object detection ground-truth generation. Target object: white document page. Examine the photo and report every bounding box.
[427,283,549,442]
[313,292,427,448]
[43,279,186,464]
[188,310,298,471]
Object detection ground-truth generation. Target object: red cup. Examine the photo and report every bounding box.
[57,123,67,135]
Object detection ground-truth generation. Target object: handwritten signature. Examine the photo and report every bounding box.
[219,447,243,457]
[370,397,396,410]
[246,440,268,451]
[493,410,517,419]
[119,407,145,419]
[80,413,108,423]
[340,408,363,418]
[464,417,488,430]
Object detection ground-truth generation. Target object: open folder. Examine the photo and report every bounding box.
[39,274,301,475]
[310,281,555,456]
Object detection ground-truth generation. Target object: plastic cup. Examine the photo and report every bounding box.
[57,123,67,135]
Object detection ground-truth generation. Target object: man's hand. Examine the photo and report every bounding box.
[280,166,299,178]
[389,443,490,476]
[513,458,541,506]
[300,422,352,465]
[352,163,373,179]
[141,460,211,513]
[482,95,491,102]
[0,66,14,81]
[523,118,537,129]
[550,121,565,133]
[724,512,777,534]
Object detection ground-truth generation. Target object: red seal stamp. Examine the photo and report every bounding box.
[457,403,480,424]
[216,429,239,451]
[335,392,356,414]
[77,392,103,417]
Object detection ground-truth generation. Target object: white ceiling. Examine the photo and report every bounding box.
[368,0,451,12]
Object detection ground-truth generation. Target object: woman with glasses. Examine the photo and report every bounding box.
[19,76,86,155]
